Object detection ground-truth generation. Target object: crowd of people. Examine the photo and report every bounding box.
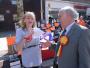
[15,6,90,68]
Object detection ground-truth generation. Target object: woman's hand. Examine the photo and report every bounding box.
[24,29,34,42]
[24,34,32,42]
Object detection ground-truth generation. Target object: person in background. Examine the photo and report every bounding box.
[15,11,44,68]
[77,15,86,26]
[57,6,90,68]
[40,23,46,30]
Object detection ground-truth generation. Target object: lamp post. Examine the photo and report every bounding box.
[41,0,43,20]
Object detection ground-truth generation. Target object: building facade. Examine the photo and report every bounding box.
[45,0,90,22]
[0,0,42,31]
[0,0,90,31]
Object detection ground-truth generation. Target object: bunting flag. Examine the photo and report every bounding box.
[45,22,60,32]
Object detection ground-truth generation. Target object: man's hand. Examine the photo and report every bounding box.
[41,40,51,48]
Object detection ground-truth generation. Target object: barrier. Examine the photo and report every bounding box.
[0,37,8,56]
[0,36,55,60]
[0,37,8,51]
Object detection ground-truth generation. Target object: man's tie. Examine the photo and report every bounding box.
[57,29,66,57]
[61,29,66,36]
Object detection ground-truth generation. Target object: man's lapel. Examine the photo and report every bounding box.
[67,23,78,37]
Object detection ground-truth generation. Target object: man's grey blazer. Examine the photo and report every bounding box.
[58,23,90,68]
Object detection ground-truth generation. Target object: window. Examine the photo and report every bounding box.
[0,0,2,3]
[11,0,16,5]
[13,14,18,21]
[0,14,4,21]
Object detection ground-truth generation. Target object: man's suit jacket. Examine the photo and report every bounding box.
[58,23,90,68]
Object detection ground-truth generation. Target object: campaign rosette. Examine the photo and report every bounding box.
[60,35,69,46]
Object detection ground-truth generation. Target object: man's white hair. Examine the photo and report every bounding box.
[59,6,79,20]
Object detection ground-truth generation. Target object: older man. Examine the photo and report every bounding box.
[57,6,90,68]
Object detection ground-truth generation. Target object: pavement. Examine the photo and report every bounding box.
[0,54,54,68]
[41,59,54,68]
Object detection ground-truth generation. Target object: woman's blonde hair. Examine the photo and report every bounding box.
[19,11,36,29]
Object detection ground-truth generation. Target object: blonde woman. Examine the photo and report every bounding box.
[15,11,44,68]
